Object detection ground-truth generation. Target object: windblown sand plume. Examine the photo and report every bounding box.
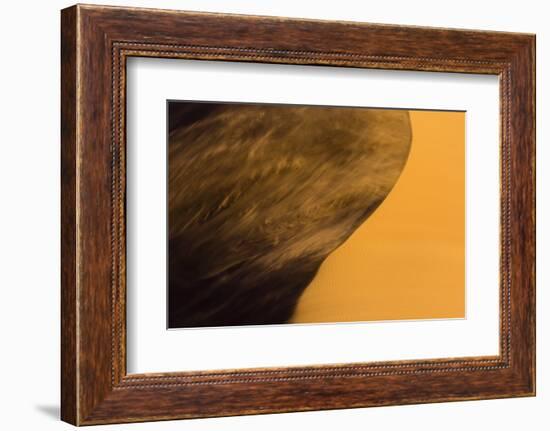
[168,103,412,328]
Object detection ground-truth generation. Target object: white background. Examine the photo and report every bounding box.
[0,0,547,430]
[127,60,500,373]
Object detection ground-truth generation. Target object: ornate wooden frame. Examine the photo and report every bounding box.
[61,4,536,425]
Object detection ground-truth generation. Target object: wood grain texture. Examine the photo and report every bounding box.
[60,5,78,425]
[60,4,536,425]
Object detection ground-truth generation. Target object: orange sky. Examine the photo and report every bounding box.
[291,110,465,323]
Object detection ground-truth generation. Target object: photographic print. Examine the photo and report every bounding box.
[61,6,536,423]
[167,101,465,329]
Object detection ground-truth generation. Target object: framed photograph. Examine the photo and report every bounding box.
[61,4,535,425]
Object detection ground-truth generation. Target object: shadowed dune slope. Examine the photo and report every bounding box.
[168,103,412,328]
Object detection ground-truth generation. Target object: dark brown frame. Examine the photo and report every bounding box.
[61,4,536,426]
